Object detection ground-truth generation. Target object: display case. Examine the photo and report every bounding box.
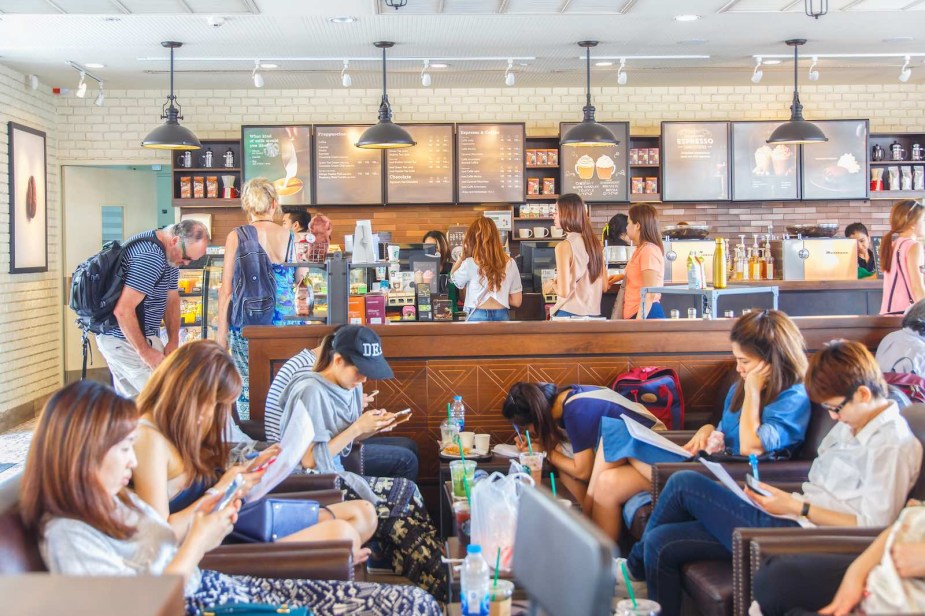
[177,263,206,344]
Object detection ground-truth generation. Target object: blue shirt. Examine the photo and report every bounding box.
[717,382,810,456]
[561,385,661,454]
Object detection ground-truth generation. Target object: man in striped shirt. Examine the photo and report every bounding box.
[95,220,209,397]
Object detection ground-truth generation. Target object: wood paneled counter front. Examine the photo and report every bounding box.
[245,315,899,487]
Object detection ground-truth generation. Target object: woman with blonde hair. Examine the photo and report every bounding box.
[216,178,299,419]
[450,216,523,321]
[132,340,377,563]
[544,193,606,317]
[880,199,925,315]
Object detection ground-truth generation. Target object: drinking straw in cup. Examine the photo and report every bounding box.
[550,472,557,498]
[620,561,638,609]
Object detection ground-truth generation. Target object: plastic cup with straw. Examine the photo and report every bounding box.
[525,429,533,454]
[620,560,638,610]
[550,472,557,498]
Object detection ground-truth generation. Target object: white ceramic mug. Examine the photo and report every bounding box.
[550,227,564,238]
[345,234,354,253]
[474,434,490,453]
[518,228,534,239]
[534,227,550,238]
[459,431,476,450]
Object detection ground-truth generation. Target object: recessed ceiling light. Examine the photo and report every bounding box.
[763,59,782,65]
[678,39,708,46]
[85,63,105,69]
[674,14,700,22]
[329,16,356,23]
[260,63,278,69]
[429,62,449,68]
[595,61,614,67]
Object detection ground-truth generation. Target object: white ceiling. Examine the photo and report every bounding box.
[0,0,924,90]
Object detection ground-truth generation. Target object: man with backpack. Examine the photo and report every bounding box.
[94,220,209,396]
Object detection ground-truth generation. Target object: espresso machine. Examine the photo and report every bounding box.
[663,239,717,284]
[781,237,857,281]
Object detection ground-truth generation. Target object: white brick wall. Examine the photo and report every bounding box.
[0,63,62,426]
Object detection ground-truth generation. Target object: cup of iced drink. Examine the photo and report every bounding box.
[452,499,471,544]
[615,599,661,616]
[518,452,544,485]
[489,579,514,616]
[450,459,477,498]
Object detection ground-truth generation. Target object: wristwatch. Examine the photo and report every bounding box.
[801,501,811,518]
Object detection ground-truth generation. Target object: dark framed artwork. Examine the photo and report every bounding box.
[8,122,48,273]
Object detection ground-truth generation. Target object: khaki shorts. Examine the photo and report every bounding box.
[95,334,164,398]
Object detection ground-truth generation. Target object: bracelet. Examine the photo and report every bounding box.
[801,501,811,518]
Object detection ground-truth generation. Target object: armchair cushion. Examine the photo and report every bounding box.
[203,541,355,581]
[680,560,732,616]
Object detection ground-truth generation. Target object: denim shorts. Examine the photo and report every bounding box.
[467,308,510,321]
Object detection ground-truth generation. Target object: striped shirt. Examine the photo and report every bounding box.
[109,230,179,340]
[265,348,317,442]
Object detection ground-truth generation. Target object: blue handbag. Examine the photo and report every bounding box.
[231,498,320,543]
[204,604,310,616]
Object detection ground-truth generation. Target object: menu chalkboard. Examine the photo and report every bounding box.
[385,124,454,204]
[731,121,800,202]
[559,122,629,202]
[242,125,312,205]
[662,122,730,201]
[457,123,525,203]
[800,119,869,201]
[313,125,383,205]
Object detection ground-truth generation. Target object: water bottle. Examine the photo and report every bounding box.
[460,544,490,616]
[451,395,465,431]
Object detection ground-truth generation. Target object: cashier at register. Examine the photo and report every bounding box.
[845,222,877,278]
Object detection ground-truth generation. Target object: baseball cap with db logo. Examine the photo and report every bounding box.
[332,325,394,380]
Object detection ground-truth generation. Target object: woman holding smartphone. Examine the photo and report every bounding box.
[132,340,377,562]
[20,380,441,615]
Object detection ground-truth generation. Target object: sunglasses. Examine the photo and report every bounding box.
[820,385,858,415]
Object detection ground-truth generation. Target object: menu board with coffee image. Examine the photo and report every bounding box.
[800,119,869,201]
[457,123,525,204]
[559,122,629,202]
[385,124,454,204]
[731,121,800,202]
[313,125,383,205]
[242,125,312,205]
[662,122,730,201]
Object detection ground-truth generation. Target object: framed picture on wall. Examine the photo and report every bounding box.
[800,119,869,201]
[8,122,48,274]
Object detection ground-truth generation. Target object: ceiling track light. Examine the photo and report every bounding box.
[617,58,627,86]
[383,0,407,8]
[341,59,352,88]
[808,56,819,81]
[95,83,105,107]
[142,41,202,151]
[28,74,39,90]
[421,60,432,87]
[561,41,618,148]
[767,39,827,145]
[76,71,87,98]
[355,41,416,150]
[504,59,515,87]
[751,56,764,84]
[805,0,828,19]
[252,60,264,88]
[900,55,912,83]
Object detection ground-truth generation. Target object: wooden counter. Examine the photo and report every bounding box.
[245,315,899,485]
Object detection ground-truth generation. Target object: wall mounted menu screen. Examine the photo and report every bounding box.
[731,122,800,201]
[560,121,629,202]
[385,124,454,204]
[457,123,525,203]
[801,119,869,200]
[313,125,383,205]
[242,125,312,206]
[662,122,730,201]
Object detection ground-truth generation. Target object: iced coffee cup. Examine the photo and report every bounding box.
[771,145,792,176]
[519,452,544,485]
[596,155,616,180]
[575,154,595,180]
[489,579,515,616]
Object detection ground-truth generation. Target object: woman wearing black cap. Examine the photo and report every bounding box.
[275,325,447,602]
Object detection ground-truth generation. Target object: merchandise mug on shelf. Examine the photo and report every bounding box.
[533,226,550,238]
[518,228,535,239]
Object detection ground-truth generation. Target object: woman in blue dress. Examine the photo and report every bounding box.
[585,309,812,541]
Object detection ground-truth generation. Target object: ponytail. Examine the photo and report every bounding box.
[313,333,337,372]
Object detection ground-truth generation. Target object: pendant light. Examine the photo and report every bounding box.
[355,41,416,150]
[767,39,827,145]
[142,41,202,150]
[561,41,618,147]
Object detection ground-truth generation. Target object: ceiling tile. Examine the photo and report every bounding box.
[504,0,567,13]
[0,0,61,13]
[564,0,629,13]
[119,0,188,13]
[186,0,257,14]
[443,0,503,13]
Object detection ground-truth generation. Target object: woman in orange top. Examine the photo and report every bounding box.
[613,203,665,319]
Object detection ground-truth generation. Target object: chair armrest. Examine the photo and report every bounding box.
[660,430,698,445]
[651,460,813,502]
[268,489,345,506]
[342,443,365,475]
[271,474,340,493]
[202,541,355,580]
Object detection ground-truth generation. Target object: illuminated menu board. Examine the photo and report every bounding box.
[242,125,312,206]
[662,122,730,201]
[385,124,454,204]
[457,123,525,203]
[313,125,383,205]
[560,121,629,202]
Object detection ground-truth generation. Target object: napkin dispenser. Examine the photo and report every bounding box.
[782,238,857,281]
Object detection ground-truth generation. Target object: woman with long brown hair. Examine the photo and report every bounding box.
[131,340,377,562]
[450,216,523,321]
[613,202,665,319]
[544,193,606,317]
[880,199,925,315]
[20,380,441,614]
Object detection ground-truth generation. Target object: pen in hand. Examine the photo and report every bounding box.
[749,454,760,481]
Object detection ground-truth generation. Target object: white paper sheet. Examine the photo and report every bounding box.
[697,458,800,521]
[492,444,521,458]
[621,415,694,459]
[246,400,315,503]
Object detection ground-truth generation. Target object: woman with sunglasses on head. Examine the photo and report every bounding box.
[880,199,925,315]
[614,340,923,616]
[20,380,441,615]
[585,309,811,541]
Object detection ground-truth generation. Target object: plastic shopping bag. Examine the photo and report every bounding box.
[469,470,533,572]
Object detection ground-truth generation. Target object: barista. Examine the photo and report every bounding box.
[603,213,630,246]
[845,222,877,278]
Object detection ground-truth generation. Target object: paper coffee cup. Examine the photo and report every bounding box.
[474,434,491,453]
[459,431,476,449]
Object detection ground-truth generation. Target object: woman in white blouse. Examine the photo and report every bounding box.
[450,216,522,321]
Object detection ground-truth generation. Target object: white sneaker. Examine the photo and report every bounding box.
[613,557,649,599]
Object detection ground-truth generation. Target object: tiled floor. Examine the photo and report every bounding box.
[0,418,36,483]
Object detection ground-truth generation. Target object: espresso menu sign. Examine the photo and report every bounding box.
[313,125,383,205]
[559,121,629,202]
[801,119,869,201]
[457,123,525,203]
[662,122,730,201]
[242,125,312,206]
[385,124,454,204]
[731,121,800,202]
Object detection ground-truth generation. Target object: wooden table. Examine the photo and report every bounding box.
[438,452,517,537]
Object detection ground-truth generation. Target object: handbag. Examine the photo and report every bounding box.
[230,497,320,543]
[610,284,626,320]
[204,604,310,616]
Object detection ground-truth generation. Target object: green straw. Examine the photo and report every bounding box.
[447,403,452,420]
[457,435,466,463]
[525,430,533,454]
[492,547,501,598]
[550,472,557,498]
[620,561,638,609]
[463,474,471,505]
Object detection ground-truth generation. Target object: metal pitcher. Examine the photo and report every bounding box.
[891,141,906,161]
[175,151,192,168]
[871,144,885,161]
[913,144,924,162]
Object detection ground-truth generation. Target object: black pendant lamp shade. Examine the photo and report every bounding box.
[767,39,827,145]
[142,41,201,150]
[355,42,416,149]
[561,41,618,147]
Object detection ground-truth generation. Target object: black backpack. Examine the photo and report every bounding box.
[69,236,163,377]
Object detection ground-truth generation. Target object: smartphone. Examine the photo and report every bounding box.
[393,408,412,418]
[368,390,380,398]
[745,474,771,497]
[212,475,244,513]
[247,455,278,473]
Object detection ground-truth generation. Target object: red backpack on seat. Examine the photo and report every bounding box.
[884,372,925,404]
[611,367,685,430]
